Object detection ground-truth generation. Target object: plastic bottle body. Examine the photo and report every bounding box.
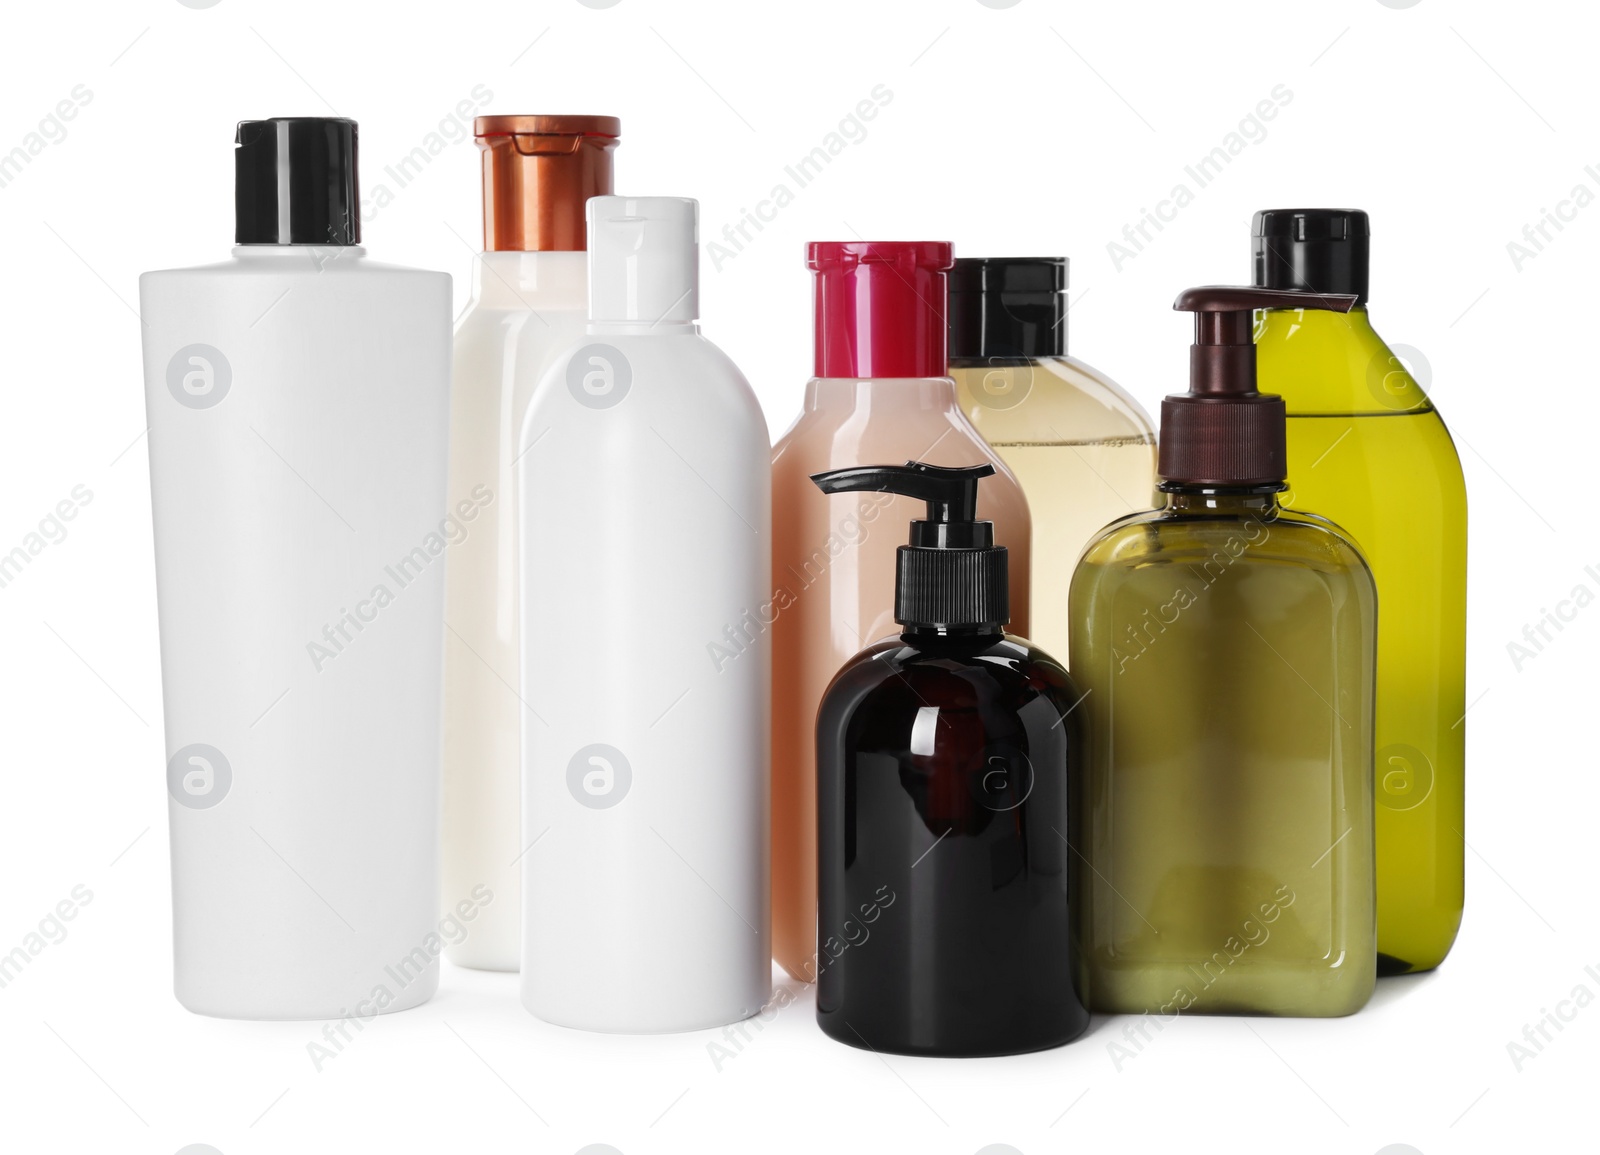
[1068,492,1377,1017]
[769,378,1031,982]
[815,632,1088,1055]
[441,251,588,972]
[518,325,771,1032]
[141,247,452,1019]
[1257,307,1466,974]
[955,355,1157,662]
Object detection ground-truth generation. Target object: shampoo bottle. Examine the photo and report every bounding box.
[951,257,1156,661]
[518,197,770,1032]
[771,242,1030,982]
[1253,209,1466,974]
[812,462,1088,1056]
[1069,286,1377,1017]
[441,115,618,972]
[140,118,452,1018]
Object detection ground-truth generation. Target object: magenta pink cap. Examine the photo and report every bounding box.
[807,241,953,379]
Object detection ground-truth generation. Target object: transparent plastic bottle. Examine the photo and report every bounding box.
[1069,287,1376,1017]
[1253,209,1466,974]
[811,463,1088,1056]
[951,258,1155,662]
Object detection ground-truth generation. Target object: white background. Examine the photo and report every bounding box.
[0,0,1592,1152]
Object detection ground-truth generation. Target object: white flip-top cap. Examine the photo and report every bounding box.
[588,196,699,324]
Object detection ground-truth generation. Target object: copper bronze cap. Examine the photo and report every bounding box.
[475,115,619,252]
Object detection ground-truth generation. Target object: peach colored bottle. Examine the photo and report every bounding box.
[770,242,1030,982]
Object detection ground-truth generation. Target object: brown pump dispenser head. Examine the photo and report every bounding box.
[1158,285,1358,487]
[474,115,619,251]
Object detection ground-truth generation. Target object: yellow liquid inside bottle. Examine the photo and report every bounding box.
[1257,307,1467,974]
[955,357,1157,663]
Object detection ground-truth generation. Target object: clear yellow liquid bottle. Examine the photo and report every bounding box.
[950,259,1157,662]
[1253,209,1466,974]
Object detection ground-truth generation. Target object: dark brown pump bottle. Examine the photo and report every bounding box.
[1069,286,1379,1017]
[811,461,1089,1056]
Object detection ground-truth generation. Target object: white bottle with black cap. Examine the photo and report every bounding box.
[517,196,771,1031]
[140,118,452,1019]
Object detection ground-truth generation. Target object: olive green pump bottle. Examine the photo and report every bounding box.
[1069,286,1377,1018]
[1253,209,1466,975]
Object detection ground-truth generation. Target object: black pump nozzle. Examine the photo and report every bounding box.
[812,461,994,548]
[810,461,1007,632]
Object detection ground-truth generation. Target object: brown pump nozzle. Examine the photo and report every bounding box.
[1159,286,1358,487]
[474,115,619,252]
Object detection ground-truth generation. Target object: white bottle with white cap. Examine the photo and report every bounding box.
[517,196,771,1032]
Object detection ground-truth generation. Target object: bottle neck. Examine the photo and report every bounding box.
[469,249,588,309]
[1257,304,1377,341]
[900,623,1004,644]
[231,244,364,268]
[802,375,959,415]
[1159,484,1284,517]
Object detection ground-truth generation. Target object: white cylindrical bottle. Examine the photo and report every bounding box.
[441,116,619,972]
[519,196,771,1031]
[140,118,452,1019]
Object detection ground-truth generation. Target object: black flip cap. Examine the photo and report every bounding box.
[1252,208,1369,306]
[948,257,1067,362]
[812,461,1007,632]
[236,118,360,245]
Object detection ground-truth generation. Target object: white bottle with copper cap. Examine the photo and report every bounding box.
[517,196,771,1031]
[441,115,618,972]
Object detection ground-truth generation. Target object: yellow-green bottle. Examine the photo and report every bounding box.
[1253,209,1466,975]
[1070,286,1377,1018]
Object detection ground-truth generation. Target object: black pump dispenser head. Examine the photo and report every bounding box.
[811,461,1007,631]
